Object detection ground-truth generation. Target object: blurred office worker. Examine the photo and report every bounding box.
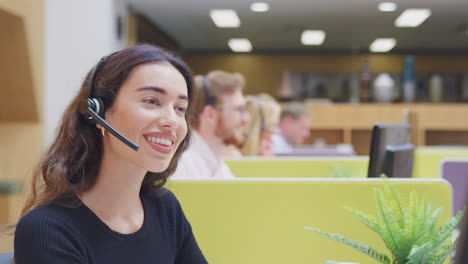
[240,94,281,156]
[272,102,311,154]
[171,71,250,179]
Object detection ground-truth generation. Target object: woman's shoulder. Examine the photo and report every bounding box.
[14,203,90,263]
[148,188,180,208]
[17,203,77,231]
[15,203,84,247]
[19,203,67,221]
[145,188,196,250]
[145,188,187,223]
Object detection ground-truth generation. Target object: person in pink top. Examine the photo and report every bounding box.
[171,71,250,179]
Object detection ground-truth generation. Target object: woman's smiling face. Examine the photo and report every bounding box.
[104,62,189,173]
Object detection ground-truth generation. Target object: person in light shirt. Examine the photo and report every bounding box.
[272,102,312,154]
[171,71,250,179]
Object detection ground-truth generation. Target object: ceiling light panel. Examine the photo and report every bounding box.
[301,30,326,45]
[369,38,397,52]
[395,9,431,27]
[228,38,253,52]
[210,9,241,28]
[378,2,397,12]
[251,2,270,12]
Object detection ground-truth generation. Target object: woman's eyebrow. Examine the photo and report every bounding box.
[137,86,188,101]
[137,86,166,94]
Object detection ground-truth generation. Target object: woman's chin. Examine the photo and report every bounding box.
[141,156,171,173]
[146,163,170,173]
[147,167,167,173]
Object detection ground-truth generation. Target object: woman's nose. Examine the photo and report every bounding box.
[158,106,178,130]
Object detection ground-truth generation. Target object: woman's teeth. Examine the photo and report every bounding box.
[146,136,172,146]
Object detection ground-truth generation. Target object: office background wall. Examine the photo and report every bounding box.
[0,0,44,183]
[0,0,130,181]
[184,54,468,96]
[45,0,129,145]
[0,0,44,252]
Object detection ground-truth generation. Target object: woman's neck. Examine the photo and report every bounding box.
[80,149,146,234]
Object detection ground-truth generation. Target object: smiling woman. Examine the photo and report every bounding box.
[6,44,207,264]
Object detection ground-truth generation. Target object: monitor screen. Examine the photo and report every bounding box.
[381,143,415,178]
[367,123,413,178]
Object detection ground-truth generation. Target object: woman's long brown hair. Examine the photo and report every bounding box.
[4,44,195,233]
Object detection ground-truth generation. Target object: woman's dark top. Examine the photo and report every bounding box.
[14,189,207,264]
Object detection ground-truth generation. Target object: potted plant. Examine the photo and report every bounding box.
[305,182,464,264]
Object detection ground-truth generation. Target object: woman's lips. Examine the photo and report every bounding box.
[143,132,177,155]
[145,139,172,154]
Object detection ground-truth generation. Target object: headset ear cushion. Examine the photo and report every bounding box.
[84,97,105,124]
[94,97,106,118]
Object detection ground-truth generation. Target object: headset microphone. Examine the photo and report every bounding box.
[85,100,140,151]
[80,53,140,152]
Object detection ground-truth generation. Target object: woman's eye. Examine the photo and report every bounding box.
[176,105,187,114]
[143,97,159,105]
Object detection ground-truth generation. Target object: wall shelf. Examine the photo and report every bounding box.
[306,103,468,155]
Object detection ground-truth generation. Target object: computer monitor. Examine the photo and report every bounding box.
[367,123,413,178]
[381,144,415,178]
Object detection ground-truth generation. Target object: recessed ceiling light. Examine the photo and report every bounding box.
[378,2,397,12]
[210,9,241,28]
[301,30,326,45]
[228,38,253,52]
[395,9,431,27]
[369,38,397,52]
[250,2,270,12]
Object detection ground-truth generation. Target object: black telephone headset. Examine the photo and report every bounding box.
[202,75,216,106]
[79,52,140,151]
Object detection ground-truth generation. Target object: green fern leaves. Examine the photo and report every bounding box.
[305,182,464,264]
[305,226,392,264]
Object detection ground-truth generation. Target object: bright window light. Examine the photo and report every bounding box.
[378,2,397,12]
[250,2,270,12]
[228,38,253,52]
[369,38,397,52]
[301,30,326,45]
[395,9,431,27]
[210,9,241,28]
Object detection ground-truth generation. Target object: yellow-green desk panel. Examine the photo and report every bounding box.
[413,146,468,178]
[225,157,369,178]
[167,179,452,264]
[226,147,468,179]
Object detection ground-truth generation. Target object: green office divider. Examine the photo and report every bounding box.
[167,179,452,264]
